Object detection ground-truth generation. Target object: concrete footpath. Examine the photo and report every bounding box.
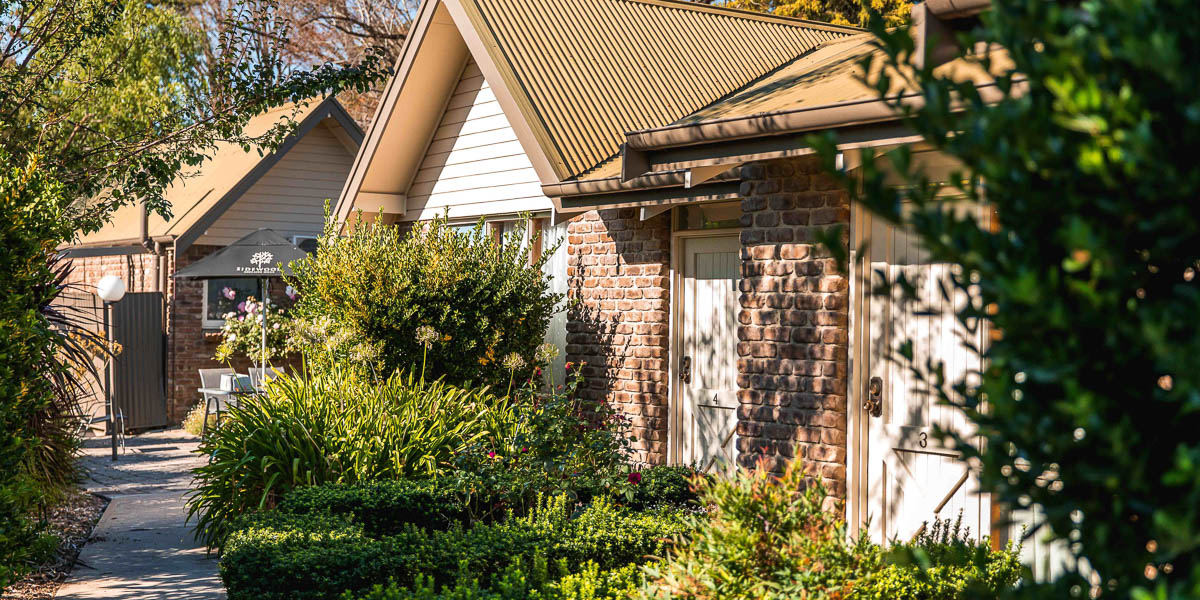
[56,429,224,599]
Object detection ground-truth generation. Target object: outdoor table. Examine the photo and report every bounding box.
[196,387,258,439]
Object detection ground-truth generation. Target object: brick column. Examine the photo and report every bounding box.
[736,156,851,497]
[565,208,671,464]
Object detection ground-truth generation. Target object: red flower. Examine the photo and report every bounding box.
[627,471,642,485]
[565,362,574,370]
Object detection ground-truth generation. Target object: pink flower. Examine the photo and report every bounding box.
[520,447,528,453]
[487,451,496,459]
[237,301,246,313]
[222,287,236,300]
[627,471,642,485]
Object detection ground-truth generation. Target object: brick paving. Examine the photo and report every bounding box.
[79,428,206,496]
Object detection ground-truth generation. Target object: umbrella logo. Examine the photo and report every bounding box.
[250,251,274,267]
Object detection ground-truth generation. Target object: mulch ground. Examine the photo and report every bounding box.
[2,491,108,600]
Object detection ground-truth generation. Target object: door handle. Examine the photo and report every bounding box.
[680,356,692,384]
[864,376,883,417]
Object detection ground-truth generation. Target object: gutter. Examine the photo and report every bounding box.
[541,168,740,199]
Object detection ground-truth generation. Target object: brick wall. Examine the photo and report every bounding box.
[169,245,220,422]
[63,252,161,294]
[565,209,671,464]
[735,156,851,497]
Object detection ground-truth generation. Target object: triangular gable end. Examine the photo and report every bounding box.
[334,0,561,226]
[334,0,858,225]
[404,57,553,222]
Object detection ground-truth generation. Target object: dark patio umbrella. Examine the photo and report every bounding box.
[174,229,309,370]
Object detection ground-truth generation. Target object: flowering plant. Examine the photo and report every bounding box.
[449,351,650,516]
[213,296,292,364]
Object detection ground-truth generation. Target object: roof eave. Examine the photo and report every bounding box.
[621,79,1023,179]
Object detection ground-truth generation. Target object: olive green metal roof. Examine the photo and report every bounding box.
[462,0,859,178]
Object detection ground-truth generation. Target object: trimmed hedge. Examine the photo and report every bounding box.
[220,495,687,600]
[346,559,643,600]
[277,479,471,536]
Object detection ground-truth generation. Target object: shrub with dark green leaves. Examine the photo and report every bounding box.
[625,466,703,511]
[220,512,430,600]
[346,559,643,600]
[0,153,95,587]
[220,494,687,600]
[188,369,521,547]
[811,0,1200,595]
[286,215,561,386]
[276,479,471,536]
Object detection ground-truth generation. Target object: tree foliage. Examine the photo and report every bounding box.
[813,0,1200,596]
[706,0,909,28]
[0,0,388,235]
[0,0,387,585]
[0,154,85,588]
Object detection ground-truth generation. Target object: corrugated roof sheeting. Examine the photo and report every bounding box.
[468,0,855,178]
[670,35,1013,125]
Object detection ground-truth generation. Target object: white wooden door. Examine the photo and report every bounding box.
[858,210,990,542]
[676,235,741,472]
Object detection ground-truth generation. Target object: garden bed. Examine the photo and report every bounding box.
[2,491,108,600]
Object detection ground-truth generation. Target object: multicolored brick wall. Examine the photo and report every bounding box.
[735,156,851,497]
[564,208,672,464]
[561,156,853,496]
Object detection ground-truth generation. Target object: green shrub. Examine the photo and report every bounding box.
[641,456,877,600]
[0,153,93,587]
[625,466,704,511]
[221,494,687,600]
[639,454,1021,600]
[220,512,433,600]
[188,369,520,546]
[854,515,1024,600]
[271,462,699,542]
[277,479,471,536]
[445,366,640,517]
[286,215,561,386]
[346,559,643,600]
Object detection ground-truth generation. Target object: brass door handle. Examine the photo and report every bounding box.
[680,356,692,384]
[864,376,883,417]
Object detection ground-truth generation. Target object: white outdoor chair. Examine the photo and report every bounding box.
[198,367,236,439]
[247,367,280,392]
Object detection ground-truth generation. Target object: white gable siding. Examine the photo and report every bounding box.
[405,59,554,221]
[197,120,354,246]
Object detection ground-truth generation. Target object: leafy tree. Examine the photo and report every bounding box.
[0,0,387,234]
[705,0,909,28]
[0,0,386,585]
[814,0,1200,596]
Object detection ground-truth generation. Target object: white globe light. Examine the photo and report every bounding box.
[96,275,126,302]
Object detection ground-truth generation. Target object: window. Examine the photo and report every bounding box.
[203,278,263,329]
[676,200,742,230]
[292,235,319,254]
